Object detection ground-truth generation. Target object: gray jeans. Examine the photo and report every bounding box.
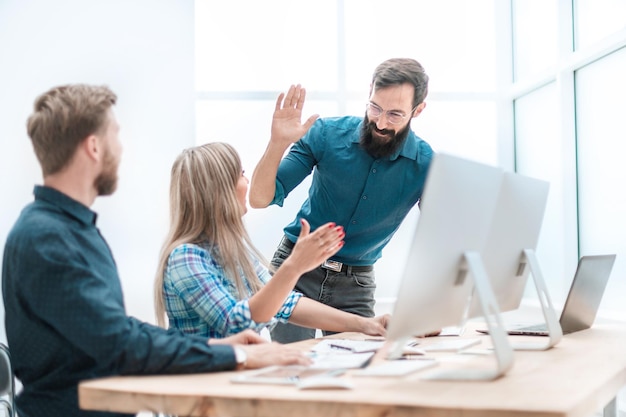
[269,236,376,344]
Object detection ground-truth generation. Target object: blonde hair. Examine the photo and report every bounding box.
[154,142,267,327]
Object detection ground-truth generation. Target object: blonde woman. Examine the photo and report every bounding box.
[155,142,389,339]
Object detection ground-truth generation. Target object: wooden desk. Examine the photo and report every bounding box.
[79,324,626,417]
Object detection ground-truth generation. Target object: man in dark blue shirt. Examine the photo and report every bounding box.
[2,84,309,417]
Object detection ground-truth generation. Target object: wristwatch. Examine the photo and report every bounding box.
[234,347,247,370]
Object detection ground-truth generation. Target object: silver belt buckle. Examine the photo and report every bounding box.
[322,260,343,272]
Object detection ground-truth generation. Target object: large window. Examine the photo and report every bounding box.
[195,1,626,318]
[512,0,559,81]
[508,1,626,315]
[576,47,626,314]
[195,0,498,304]
[514,83,568,301]
[195,1,338,92]
[574,0,626,50]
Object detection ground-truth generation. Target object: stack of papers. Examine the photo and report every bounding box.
[313,338,426,356]
[309,340,376,369]
[312,339,386,353]
[231,366,341,385]
[231,340,376,385]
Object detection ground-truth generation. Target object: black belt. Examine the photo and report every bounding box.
[280,236,373,274]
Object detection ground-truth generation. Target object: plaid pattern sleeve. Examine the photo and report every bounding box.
[164,244,302,339]
[255,259,303,322]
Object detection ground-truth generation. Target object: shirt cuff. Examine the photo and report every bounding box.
[275,291,303,321]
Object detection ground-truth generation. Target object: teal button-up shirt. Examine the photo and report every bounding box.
[272,116,433,266]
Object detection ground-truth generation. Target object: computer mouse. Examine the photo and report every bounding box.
[297,377,354,390]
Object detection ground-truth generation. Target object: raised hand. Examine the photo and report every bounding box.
[271,84,319,148]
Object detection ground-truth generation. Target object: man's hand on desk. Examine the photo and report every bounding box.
[236,343,312,369]
[210,329,267,346]
[209,330,312,370]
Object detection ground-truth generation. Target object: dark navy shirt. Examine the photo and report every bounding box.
[2,186,236,417]
[273,116,433,266]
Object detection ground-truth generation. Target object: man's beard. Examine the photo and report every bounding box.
[360,114,411,159]
[94,146,119,196]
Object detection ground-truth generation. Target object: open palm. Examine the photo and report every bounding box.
[271,84,319,147]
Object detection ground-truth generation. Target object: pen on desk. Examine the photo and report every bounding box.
[398,355,434,361]
[359,354,374,368]
[329,343,354,352]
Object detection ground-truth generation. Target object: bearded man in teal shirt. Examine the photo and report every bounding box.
[249,58,434,343]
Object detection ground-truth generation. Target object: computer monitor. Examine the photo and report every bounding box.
[477,172,549,312]
[384,153,514,379]
[469,172,562,350]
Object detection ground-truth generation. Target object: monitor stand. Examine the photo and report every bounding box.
[422,251,514,381]
[508,249,562,350]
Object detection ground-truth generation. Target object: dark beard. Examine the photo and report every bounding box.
[95,171,117,196]
[359,114,411,159]
[94,147,119,196]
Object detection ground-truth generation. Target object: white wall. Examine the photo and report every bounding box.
[0,0,196,341]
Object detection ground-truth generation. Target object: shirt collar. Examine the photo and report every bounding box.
[351,119,422,162]
[34,185,98,226]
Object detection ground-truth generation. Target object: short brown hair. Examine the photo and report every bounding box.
[371,58,429,108]
[27,84,117,176]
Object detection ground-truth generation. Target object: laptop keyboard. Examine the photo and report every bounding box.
[518,323,548,332]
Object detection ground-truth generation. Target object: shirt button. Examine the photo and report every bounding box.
[372,168,377,173]
[351,220,357,225]
[362,195,367,200]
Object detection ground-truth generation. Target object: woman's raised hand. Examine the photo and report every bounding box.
[288,219,345,273]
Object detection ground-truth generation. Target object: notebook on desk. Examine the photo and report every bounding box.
[477,254,616,336]
[230,340,376,385]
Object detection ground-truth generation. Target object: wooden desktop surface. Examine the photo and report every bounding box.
[79,323,626,417]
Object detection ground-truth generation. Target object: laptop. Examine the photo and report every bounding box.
[478,254,616,336]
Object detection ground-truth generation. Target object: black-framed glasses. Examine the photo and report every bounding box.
[366,103,416,125]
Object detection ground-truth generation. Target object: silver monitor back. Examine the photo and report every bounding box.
[469,172,550,316]
[560,254,616,333]
[386,153,503,343]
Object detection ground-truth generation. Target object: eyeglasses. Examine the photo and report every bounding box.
[366,103,416,125]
